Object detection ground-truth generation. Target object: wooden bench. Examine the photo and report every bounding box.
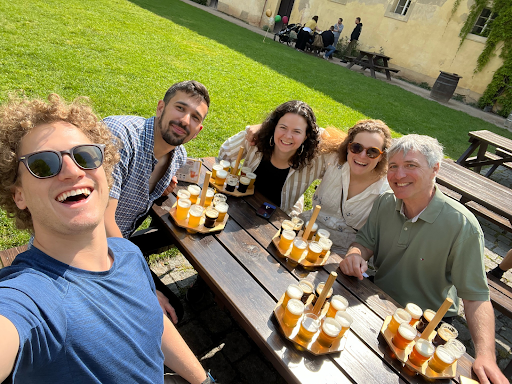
[373,64,400,73]
[0,245,27,269]
[466,150,512,177]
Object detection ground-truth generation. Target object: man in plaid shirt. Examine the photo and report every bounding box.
[104,81,210,324]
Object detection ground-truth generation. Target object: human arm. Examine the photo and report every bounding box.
[105,198,123,238]
[218,129,249,161]
[339,242,374,280]
[0,315,19,381]
[162,176,178,197]
[161,314,207,384]
[245,124,262,146]
[463,300,508,384]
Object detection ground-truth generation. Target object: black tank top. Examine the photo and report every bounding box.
[254,158,290,207]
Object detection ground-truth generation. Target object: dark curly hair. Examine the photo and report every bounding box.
[0,93,120,230]
[337,119,392,177]
[255,100,320,170]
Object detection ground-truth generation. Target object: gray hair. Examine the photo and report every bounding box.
[387,134,443,168]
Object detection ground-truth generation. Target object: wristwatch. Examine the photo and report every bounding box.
[201,370,215,384]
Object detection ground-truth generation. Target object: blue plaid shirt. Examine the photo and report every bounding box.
[104,115,187,238]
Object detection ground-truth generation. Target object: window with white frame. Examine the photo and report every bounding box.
[471,8,498,37]
[394,0,412,16]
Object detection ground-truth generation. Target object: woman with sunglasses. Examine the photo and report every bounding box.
[300,119,392,255]
[218,100,322,215]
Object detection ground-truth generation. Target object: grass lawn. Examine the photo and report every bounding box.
[0,0,510,250]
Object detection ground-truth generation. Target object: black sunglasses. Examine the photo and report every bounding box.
[348,142,384,159]
[17,144,105,179]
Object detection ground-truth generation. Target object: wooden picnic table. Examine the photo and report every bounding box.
[346,50,398,81]
[152,156,478,384]
[457,130,512,177]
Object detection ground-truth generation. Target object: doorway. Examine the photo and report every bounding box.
[273,0,295,32]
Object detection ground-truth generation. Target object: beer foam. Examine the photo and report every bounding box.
[187,185,201,194]
[282,230,296,240]
[317,229,330,239]
[178,199,191,208]
[294,239,307,249]
[331,295,349,311]
[302,316,319,332]
[438,327,457,341]
[189,205,204,216]
[435,347,455,364]
[335,312,353,328]
[424,309,436,322]
[287,299,305,315]
[309,242,322,253]
[298,280,314,293]
[322,318,342,337]
[398,324,417,341]
[414,339,435,357]
[287,284,303,300]
[405,303,423,319]
[394,308,412,323]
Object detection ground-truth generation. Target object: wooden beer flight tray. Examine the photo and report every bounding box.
[208,179,254,197]
[273,272,347,355]
[380,298,456,380]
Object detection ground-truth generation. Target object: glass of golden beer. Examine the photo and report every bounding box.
[433,323,458,347]
[283,299,304,327]
[305,221,318,240]
[387,308,412,334]
[291,216,304,235]
[279,230,296,251]
[408,339,435,366]
[215,169,228,187]
[187,185,201,205]
[281,283,303,309]
[316,318,342,348]
[188,204,204,227]
[176,198,192,221]
[405,303,423,326]
[219,160,230,171]
[334,311,353,339]
[279,220,294,236]
[326,295,349,318]
[204,188,215,206]
[212,163,224,180]
[315,228,330,242]
[416,309,436,334]
[297,313,321,344]
[444,339,466,362]
[177,189,191,201]
[289,238,307,264]
[246,172,257,188]
[318,237,333,257]
[305,241,322,263]
[297,280,314,304]
[214,202,228,222]
[428,345,456,373]
[392,323,417,350]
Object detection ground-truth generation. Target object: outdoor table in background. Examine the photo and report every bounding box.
[457,130,512,177]
[152,157,478,384]
[346,50,395,81]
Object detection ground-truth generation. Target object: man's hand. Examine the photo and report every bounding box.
[472,354,508,384]
[156,289,178,324]
[162,176,178,197]
[339,253,368,280]
[245,124,261,146]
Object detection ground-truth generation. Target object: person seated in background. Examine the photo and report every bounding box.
[0,94,211,384]
[339,134,507,384]
[295,16,320,51]
[300,120,391,255]
[321,26,337,60]
[218,100,322,215]
[488,249,512,280]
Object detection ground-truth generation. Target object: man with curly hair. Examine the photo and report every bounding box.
[0,94,211,384]
[103,81,210,323]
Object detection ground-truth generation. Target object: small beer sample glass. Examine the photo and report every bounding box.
[326,295,349,318]
[246,172,257,188]
[225,175,238,192]
[211,163,223,179]
[215,170,228,186]
[312,282,333,305]
[203,207,219,228]
[204,188,215,206]
[291,216,304,235]
[428,345,456,373]
[305,241,322,263]
[316,317,342,348]
[334,311,353,339]
[215,202,229,222]
[279,230,296,251]
[279,220,294,236]
[283,299,305,327]
[188,205,204,227]
[408,339,435,366]
[405,303,423,326]
[219,160,230,171]
[318,237,333,257]
[176,189,191,201]
[444,339,466,362]
[433,323,458,347]
[305,221,318,240]
[281,283,303,309]
[297,280,314,304]
[213,193,227,207]
[387,308,412,334]
[230,160,238,174]
[240,166,251,177]
[392,323,417,350]
[416,309,436,334]
[237,176,250,193]
[315,228,330,242]
[297,313,321,343]
[289,238,307,264]
[176,198,192,221]
[187,185,201,205]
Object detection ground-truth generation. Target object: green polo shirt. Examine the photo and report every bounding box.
[357,188,489,317]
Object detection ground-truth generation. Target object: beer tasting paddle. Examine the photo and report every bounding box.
[301,205,321,242]
[168,171,229,233]
[210,147,255,197]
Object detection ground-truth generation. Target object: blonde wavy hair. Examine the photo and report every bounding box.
[0,93,120,230]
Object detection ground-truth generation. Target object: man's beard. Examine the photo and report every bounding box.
[158,118,190,146]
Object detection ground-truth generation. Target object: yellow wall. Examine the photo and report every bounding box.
[217,0,281,27]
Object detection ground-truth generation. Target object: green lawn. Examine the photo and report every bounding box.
[1,0,510,249]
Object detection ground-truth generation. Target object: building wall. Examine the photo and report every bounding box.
[217,0,282,27]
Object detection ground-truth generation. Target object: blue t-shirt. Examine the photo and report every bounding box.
[0,238,164,383]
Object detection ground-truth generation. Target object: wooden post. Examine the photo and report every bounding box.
[419,297,453,340]
[302,205,321,240]
[231,146,244,175]
[199,172,211,206]
[312,271,337,316]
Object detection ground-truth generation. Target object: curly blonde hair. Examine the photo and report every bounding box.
[0,93,120,230]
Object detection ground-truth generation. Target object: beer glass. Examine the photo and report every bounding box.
[240,166,251,177]
[213,193,227,207]
[279,230,296,251]
[316,318,342,348]
[225,175,238,192]
[408,339,435,366]
[305,241,322,263]
[289,238,307,264]
[246,172,257,188]
[297,280,314,304]
[326,295,349,318]
[177,189,191,201]
[176,198,192,221]
[212,163,224,180]
[312,282,333,305]
[318,237,333,257]
[279,220,294,236]
[215,170,228,186]
[204,188,215,206]
[281,283,303,309]
[433,323,458,347]
[405,303,423,326]
[297,313,320,343]
[291,216,304,235]
[203,207,219,228]
[305,221,318,240]
[334,311,353,339]
[188,205,204,227]
[416,309,436,333]
[219,160,230,171]
[187,185,201,205]
[392,323,416,350]
[315,228,330,242]
[237,176,250,193]
[215,202,228,222]
[283,299,304,327]
[387,308,412,334]
[444,339,466,362]
[428,345,456,373]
